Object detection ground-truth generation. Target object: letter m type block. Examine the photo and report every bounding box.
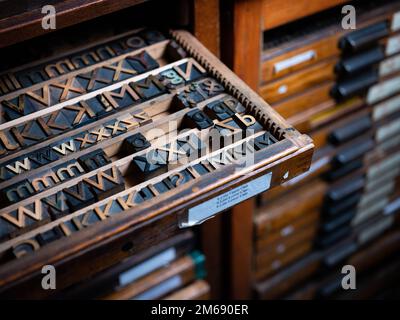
[78,149,111,171]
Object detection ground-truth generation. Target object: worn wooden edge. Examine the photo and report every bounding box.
[0,0,148,49]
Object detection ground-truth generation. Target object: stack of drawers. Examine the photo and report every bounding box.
[254,0,400,299]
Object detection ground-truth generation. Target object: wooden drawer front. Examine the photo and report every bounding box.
[254,253,320,300]
[254,241,313,280]
[103,254,198,300]
[255,210,319,252]
[262,48,397,108]
[273,82,332,119]
[256,179,327,236]
[260,58,336,104]
[255,223,318,264]
[60,230,195,299]
[262,0,348,31]
[0,29,313,298]
[262,36,338,82]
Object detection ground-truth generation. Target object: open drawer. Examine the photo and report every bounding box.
[0,29,313,297]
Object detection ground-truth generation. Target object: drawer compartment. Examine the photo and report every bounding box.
[0,29,313,298]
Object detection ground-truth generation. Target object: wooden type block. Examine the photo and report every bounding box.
[131,152,168,182]
[62,101,97,127]
[197,78,225,100]
[184,109,214,130]
[0,145,7,158]
[78,149,112,172]
[155,135,206,170]
[53,160,86,182]
[160,69,186,89]
[172,60,207,83]
[42,191,70,220]
[0,131,21,156]
[0,200,51,241]
[51,138,79,156]
[1,180,35,206]
[2,156,37,180]
[88,125,112,144]
[27,147,60,166]
[92,199,128,221]
[76,68,112,92]
[103,59,140,82]
[11,120,48,147]
[222,96,246,113]
[50,77,86,102]
[162,171,195,190]
[28,169,60,193]
[104,119,128,137]
[209,117,244,149]
[87,95,113,118]
[231,113,263,136]
[166,41,188,60]
[174,79,224,108]
[57,218,85,237]
[101,84,141,110]
[11,240,40,259]
[83,166,125,200]
[253,132,278,150]
[16,67,49,87]
[37,110,70,136]
[73,131,98,150]
[122,133,151,155]
[204,99,235,120]
[129,75,167,99]
[1,93,42,120]
[137,186,156,201]
[141,30,166,44]
[126,51,159,72]
[63,182,97,211]
[175,133,207,163]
